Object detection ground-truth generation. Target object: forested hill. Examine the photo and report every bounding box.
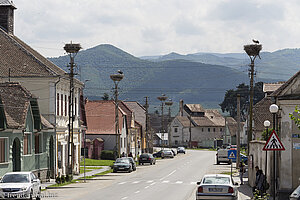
[49,44,281,111]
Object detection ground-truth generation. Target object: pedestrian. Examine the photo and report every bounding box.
[128,152,133,157]
[239,161,245,185]
[255,169,265,196]
[121,152,126,157]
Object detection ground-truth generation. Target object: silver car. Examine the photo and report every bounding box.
[196,174,238,200]
[0,172,41,200]
[290,184,300,200]
[161,150,174,159]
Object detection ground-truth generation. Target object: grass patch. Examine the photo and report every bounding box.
[80,159,114,166]
[47,179,80,188]
[187,148,216,151]
[94,169,113,176]
[220,170,238,175]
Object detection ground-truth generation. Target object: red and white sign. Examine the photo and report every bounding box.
[263,130,285,151]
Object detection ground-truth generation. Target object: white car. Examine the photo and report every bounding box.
[196,174,238,200]
[0,172,41,199]
[290,184,300,200]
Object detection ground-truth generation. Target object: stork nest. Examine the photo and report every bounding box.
[244,44,262,57]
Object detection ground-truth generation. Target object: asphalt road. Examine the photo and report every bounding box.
[48,150,216,200]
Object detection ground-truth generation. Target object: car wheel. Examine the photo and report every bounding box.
[150,162,153,165]
[29,190,33,200]
[113,169,117,173]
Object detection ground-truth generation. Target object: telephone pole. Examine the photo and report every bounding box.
[244,41,262,153]
[236,94,241,168]
[64,42,81,175]
[144,97,150,153]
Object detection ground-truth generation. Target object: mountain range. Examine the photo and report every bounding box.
[49,44,300,113]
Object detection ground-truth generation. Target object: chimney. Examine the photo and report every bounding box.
[179,99,184,116]
[0,1,16,35]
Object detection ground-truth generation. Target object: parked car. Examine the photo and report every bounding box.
[196,174,238,200]
[125,157,136,171]
[161,150,174,159]
[153,150,163,158]
[0,172,41,200]
[216,149,232,164]
[113,158,133,173]
[290,184,300,200]
[232,153,248,165]
[139,153,156,165]
[177,147,186,154]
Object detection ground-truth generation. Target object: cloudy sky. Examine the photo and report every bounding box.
[12,0,300,57]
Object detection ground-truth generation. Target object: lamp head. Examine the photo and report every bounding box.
[269,104,279,114]
[264,120,271,127]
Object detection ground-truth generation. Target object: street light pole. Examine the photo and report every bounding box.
[157,94,167,150]
[165,99,173,148]
[270,104,279,200]
[110,71,124,158]
[264,120,271,187]
[64,42,81,175]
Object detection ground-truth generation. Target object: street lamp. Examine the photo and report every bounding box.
[165,99,173,148]
[244,41,262,152]
[269,104,278,199]
[157,94,168,150]
[64,42,81,175]
[263,120,270,187]
[110,71,124,158]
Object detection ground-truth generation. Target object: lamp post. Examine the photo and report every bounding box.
[110,71,124,158]
[64,42,81,175]
[157,94,167,150]
[269,104,278,199]
[263,120,271,187]
[165,99,173,148]
[244,41,262,154]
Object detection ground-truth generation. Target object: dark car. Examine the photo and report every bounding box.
[139,153,156,165]
[125,157,136,171]
[153,150,163,158]
[177,147,186,154]
[113,158,132,173]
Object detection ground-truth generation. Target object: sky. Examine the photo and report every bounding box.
[12,0,300,58]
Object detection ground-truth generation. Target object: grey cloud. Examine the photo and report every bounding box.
[173,17,203,36]
[211,0,284,22]
[141,27,166,42]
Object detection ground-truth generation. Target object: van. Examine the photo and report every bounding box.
[216,148,232,164]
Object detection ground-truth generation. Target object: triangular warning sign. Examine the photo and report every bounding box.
[229,152,236,158]
[263,130,285,151]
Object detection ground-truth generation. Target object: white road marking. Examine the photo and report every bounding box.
[135,191,140,194]
[190,182,196,185]
[147,180,154,183]
[175,181,183,184]
[160,170,176,181]
[132,181,140,184]
[150,182,156,186]
[145,186,150,189]
[162,180,170,183]
[121,197,128,200]
[118,182,126,185]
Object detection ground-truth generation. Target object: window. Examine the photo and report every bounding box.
[202,128,204,132]
[61,94,64,116]
[65,95,67,116]
[35,133,42,154]
[0,138,8,163]
[208,128,210,132]
[57,93,59,115]
[220,128,223,132]
[174,128,178,133]
[75,97,77,116]
[213,128,216,132]
[23,133,31,155]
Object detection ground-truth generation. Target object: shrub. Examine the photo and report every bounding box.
[61,175,65,183]
[55,176,61,184]
[101,150,115,160]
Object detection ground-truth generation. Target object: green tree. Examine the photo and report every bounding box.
[289,106,300,129]
[101,93,109,100]
[219,82,264,120]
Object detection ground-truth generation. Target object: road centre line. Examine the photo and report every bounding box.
[162,180,170,183]
[135,191,140,194]
[175,181,183,184]
[118,182,126,185]
[150,182,156,186]
[159,170,176,180]
[147,180,154,183]
[121,197,128,200]
[132,181,140,184]
[145,186,150,189]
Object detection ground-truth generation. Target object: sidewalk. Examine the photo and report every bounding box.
[232,173,253,200]
[41,166,111,189]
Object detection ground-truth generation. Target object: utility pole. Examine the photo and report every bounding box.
[64,42,81,175]
[157,94,167,149]
[236,94,241,168]
[189,114,192,148]
[144,97,149,153]
[165,99,173,148]
[244,41,262,154]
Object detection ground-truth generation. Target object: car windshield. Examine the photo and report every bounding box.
[203,177,230,185]
[140,154,149,158]
[1,174,30,183]
[116,159,129,164]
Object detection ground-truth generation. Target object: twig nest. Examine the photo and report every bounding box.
[244,44,262,57]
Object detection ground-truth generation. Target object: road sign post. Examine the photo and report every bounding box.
[228,150,237,179]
